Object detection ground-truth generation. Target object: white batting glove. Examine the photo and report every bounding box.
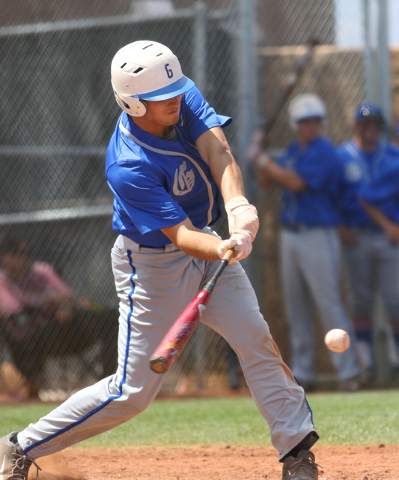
[217,233,252,263]
[225,196,259,242]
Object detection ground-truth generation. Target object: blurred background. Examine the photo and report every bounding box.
[0,0,397,401]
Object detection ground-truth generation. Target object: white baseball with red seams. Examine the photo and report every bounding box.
[324,329,350,353]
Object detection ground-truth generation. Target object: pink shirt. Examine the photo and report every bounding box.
[0,262,74,317]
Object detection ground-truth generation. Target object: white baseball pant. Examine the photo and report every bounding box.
[281,227,359,383]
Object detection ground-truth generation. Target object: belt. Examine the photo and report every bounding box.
[139,244,166,251]
[352,225,382,234]
[116,235,178,253]
[137,244,178,253]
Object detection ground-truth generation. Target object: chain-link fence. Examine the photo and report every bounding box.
[253,0,399,390]
[0,0,394,401]
[0,0,246,400]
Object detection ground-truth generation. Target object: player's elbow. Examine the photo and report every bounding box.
[257,171,273,189]
[288,178,307,192]
[196,127,232,164]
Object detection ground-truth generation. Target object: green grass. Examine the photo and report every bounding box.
[1,390,399,449]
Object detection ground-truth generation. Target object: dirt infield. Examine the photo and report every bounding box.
[31,444,399,480]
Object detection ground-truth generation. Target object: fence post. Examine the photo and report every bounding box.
[236,0,257,172]
[376,0,391,128]
[235,0,261,292]
[362,0,393,383]
[362,0,391,126]
[193,1,208,390]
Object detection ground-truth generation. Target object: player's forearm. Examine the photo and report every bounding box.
[254,152,275,189]
[214,157,245,203]
[359,198,393,231]
[261,162,306,192]
[161,219,221,260]
[175,230,222,260]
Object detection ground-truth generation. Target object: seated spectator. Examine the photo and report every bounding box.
[0,235,117,398]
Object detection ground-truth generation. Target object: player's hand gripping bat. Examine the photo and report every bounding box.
[149,249,235,374]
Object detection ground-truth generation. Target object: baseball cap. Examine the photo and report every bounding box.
[355,102,385,123]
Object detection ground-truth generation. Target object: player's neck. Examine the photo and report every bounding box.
[130,116,173,138]
[298,134,320,147]
[354,137,378,153]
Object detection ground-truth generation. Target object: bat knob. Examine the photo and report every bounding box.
[149,356,170,374]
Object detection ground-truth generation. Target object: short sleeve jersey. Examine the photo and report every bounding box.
[278,136,341,226]
[336,140,399,227]
[105,87,232,247]
[358,160,399,224]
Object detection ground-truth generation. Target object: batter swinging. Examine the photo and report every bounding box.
[0,41,319,480]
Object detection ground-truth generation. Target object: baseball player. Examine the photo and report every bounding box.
[252,94,359,392]
[337,103,399,383]
[358,162,399,242]
[0,41,320,480]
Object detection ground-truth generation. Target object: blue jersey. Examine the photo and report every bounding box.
[278,136,340,227]
[336,140,399,227]
[358,160,399,224]
[105,87,232,247]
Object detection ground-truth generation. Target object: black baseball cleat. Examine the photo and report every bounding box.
[282,450,318,480]
[0,431,41,480]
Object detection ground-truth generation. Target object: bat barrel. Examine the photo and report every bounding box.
[149,290,211,374]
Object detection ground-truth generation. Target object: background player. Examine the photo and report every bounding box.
[337,103,399,383]
[0,41,319,480]
[252,93,359,392]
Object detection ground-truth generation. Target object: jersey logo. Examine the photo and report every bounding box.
[173,161,195,196]
[345,161,363,182]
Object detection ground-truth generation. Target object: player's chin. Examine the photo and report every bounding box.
[166,110,180,124]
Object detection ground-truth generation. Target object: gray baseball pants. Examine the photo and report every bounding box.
[281,227,359,383]
[342,229,399,366]
[18,232,316,461]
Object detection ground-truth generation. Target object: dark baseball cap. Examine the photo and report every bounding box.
[355,102,385,123]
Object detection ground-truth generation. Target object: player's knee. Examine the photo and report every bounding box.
[124,389,154,415]
[231,319,272,357]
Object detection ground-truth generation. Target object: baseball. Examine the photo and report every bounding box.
[324,329,350,353]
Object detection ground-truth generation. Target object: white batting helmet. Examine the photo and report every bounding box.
[111,40,195,117]
[288,94,326,129]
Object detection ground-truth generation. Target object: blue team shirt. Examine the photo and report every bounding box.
[105,87,232,247]
[358,160,399,224]
[278,136,340,226]
[336,140,399,227]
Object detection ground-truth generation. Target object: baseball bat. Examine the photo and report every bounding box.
[263,35,319,136]
[149,249,235,374]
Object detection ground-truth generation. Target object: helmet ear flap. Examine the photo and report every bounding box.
[113,91,147,117]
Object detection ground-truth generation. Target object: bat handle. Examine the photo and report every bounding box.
[223,248,235,263]
[202,248,235,294]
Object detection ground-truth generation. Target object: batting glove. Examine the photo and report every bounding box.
[217,233,252,263]
[225,196,259,242]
